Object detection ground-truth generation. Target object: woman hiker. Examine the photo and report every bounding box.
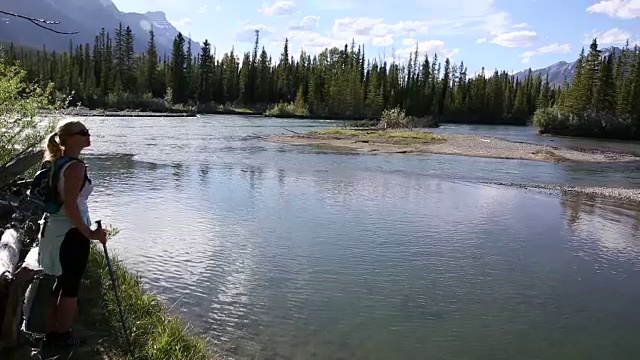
[37,119,108,347]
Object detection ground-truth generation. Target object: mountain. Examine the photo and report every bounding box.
[0,0,199,56]
[513,46,622,86]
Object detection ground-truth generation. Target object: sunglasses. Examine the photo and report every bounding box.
[73,129,91,137]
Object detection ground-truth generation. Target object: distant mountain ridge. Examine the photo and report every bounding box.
[0,0,200,56]
[513,46,622,86]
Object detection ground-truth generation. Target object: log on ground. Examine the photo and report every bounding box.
[21,246,42,333]
[0,226,22,346]
[0,149,43,189]
[0,227,21,286]
[1,247,42,347]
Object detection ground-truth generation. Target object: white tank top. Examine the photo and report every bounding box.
[55,160,93,226]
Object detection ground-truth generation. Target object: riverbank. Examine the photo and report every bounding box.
[0,180,215,359]
[25,242,214,360]
[268,129,640,163]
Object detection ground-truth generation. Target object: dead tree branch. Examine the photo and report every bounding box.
[0,10,79,35]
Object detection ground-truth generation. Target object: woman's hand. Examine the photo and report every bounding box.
[91,228,108,244]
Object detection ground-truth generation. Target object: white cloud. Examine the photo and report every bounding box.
[417,0,535,47]
[285,30,344,51]
[260,0,296,16]
[394,40,459,62]
[282,15,455,57]
[402,38,417,46]
[288,15,320,31]
[584,27,638,45]
[315,0,361,9]
[586,0,640,19]
[169,18,193,29]
[372,35,394,46]
[519,43,571,63]
[490,30,538,47]
[330,17,429,46]
[196,5,207,13]
[417,0,496,18]
[235,23,275,42]
[476,37,487,43]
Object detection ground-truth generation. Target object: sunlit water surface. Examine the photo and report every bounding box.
[73,116,640,359]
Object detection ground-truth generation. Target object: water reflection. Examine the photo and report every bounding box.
[560,193,640,269]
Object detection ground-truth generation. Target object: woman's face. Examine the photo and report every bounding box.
[67,126,91,149]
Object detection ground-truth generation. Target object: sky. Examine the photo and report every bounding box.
[110,0,640,75]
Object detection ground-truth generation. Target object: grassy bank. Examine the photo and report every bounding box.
[77,243,214,359]
[29,240,215,360]
[307,129,446,145]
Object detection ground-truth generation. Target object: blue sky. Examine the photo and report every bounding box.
[111,0,640,75]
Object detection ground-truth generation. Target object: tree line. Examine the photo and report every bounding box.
[533,39,640,139]
[1,23,639,137]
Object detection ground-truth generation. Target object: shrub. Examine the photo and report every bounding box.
[265,102,310,117]
[0,57,66,166]
[533,107,638,139]
[379,106,410,129]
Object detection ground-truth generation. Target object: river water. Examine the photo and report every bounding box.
[78,115,640,360]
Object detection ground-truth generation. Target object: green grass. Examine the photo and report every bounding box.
[308,128,445,145]
[77,238,215,359]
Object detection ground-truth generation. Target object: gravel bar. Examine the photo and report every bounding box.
[269,133,640,163]
[484,181,640,203]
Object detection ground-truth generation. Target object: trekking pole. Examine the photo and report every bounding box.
[96,220,135,359]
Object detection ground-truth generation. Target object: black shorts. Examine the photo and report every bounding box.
[51,227,90,298]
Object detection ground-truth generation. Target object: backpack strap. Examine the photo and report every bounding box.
[51,156,87,202]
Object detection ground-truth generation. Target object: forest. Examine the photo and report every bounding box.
[1,23,639,138]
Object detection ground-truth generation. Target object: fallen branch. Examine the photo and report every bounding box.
[281,127,302,134]
[0,9,79,35]
[0,149,43,189]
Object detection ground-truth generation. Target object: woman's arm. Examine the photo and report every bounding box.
[62,161,93,239]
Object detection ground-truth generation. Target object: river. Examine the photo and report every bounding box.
[78,115,640,360]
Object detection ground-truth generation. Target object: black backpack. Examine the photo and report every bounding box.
[28,156,88,214]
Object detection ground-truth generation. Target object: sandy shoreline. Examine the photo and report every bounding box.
[269,133,640,163]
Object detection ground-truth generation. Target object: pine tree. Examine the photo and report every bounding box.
[169,33,187,104]
[198,40,214,104]
[145,30,160,97]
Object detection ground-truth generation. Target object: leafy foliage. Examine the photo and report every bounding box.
[379,107,410,129]
[0,49,66,167]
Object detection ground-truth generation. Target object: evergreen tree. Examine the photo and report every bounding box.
[169,33,187,104]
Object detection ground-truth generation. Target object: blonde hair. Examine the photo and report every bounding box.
[43,120,87,161]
